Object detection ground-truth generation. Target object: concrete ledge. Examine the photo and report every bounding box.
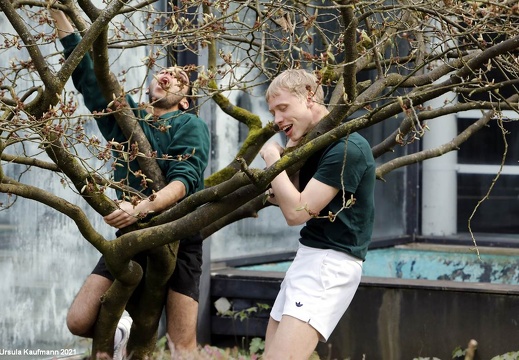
[210,267,519,359]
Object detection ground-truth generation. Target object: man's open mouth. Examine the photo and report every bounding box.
[160,78,171,90]
[281,124,293,134]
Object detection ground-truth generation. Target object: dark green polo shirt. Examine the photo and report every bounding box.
[299,133,375,261]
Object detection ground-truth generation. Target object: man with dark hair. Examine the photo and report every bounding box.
[50,10,210,359]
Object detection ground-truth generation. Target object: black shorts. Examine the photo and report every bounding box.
[92,233,203,301]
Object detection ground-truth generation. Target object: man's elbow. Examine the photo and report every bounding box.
[178,185,187,199]
[285,219,301,226]
[284,214,306,226]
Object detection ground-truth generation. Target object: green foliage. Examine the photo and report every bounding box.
[412,347,519,360]
[451,345,465,358]
[491,352,519,360]
[248,337,264,355]
[214,297,271,322]
[155,336,168,352]
[233,306,258,322]
[232,302,271,322]
[153,336,263,359]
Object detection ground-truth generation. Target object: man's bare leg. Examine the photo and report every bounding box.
[263,315,320,360]
[66,274,113,337]
[166,289,199,352]
[264,316,280,351]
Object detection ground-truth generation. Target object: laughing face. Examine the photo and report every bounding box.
[267,88,318,144]
[148,67,190,110]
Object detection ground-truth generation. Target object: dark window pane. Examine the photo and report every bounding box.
[458,174,519,233]
[457,117,519,166]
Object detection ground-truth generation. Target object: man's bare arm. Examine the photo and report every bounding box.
[49,9,75,39]
[103,180,186,229]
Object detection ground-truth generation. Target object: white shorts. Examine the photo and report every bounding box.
[270,244,363,342]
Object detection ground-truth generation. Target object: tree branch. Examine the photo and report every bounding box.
[0,175,109,253]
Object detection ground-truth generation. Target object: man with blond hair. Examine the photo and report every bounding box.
[260,69,375,359]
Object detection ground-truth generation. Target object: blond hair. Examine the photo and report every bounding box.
[266,69,324,104]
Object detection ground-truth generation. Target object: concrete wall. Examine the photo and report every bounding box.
[210,270,519,359]
[323,277,519,359]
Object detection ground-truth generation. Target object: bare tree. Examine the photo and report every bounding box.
[1,0,518,357]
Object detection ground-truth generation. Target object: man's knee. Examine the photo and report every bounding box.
[66,308,93,336]
[66,274,112,337]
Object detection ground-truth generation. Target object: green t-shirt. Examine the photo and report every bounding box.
[60,33,210,199]
[299,132,375,261]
